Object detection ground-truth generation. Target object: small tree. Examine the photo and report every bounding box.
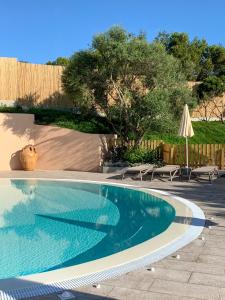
[195,76,225,122]
[155,32,214,80]
[46,57,69,66]
[209,45,225,77]
[62,27,195,146]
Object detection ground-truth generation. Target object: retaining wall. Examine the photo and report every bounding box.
[0,113,105,171]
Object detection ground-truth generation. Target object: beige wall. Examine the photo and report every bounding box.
[34,125,104,172]
[192,94,225,120]
[0,113,34,170]
[188,81,225,120]
[0,113,105,171]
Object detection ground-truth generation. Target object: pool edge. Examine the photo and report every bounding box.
[0,178,205,300]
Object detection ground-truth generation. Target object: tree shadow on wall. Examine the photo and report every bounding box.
[1,91,74,140]
[0,93,109,171]
[1,112,106,171]
[15,91,74,110]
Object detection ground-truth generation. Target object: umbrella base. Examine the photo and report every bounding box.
[180,167,192,180]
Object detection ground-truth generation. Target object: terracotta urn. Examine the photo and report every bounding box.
[20,145,38,171]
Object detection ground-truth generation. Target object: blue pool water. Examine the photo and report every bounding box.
[0,179,175,279]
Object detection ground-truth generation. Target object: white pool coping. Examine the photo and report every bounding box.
[0,178,205,300]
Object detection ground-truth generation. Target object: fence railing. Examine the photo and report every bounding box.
[113,138,225,169]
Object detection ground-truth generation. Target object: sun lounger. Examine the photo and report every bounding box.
[190,166,219,182]
[121,164,155,181]
[151,165,180,182]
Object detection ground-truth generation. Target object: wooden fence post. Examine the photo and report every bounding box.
[162,144,170,164]
[170,145,174,164]
[220,146,225,170]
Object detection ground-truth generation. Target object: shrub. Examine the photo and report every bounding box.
[196,76,225,99]
[0,106,112,134]
[122,147,162,165]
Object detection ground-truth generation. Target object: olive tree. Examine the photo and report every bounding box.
[62,27,195,146]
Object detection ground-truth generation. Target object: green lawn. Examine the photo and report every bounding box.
[144,122,225,144]
[0,107,224,144]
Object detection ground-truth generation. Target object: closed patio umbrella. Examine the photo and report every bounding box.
[178,104,194,168]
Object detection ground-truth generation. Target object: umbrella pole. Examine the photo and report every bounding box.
[186,136,188,168]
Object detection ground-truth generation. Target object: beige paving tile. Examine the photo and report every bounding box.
[209,229,225,236]
[219,288,225,300]
[108,287,145,300]
[205,240,225,249]
[180,298,203,300]
[198,254,225,265]
[189,272,225,288]
[150,279,220,300]
[108,287,180,300]
[102,275,154,291]
[212,226,225,232]
[179,239,205,251]
[75,284,114,297]
[179,246,204,256]
[202,246,225,257]
[154,259,225,275]
[168,251,200,262]
[129,267,191,283]
[204,234,225,242]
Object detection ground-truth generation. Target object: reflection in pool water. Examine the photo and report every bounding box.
[0,180,175,279]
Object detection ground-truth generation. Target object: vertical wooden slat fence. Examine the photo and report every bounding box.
[161,143,224,169]
[113,138,225,169]
[0,57,73,108]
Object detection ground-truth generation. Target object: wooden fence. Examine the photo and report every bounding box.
[0,57,73,108]
[116,139,225,169]
[162,143,224,170]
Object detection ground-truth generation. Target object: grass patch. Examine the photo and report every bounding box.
[144,122,225,144]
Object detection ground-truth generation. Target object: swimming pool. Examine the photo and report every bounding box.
[0,178,205,299]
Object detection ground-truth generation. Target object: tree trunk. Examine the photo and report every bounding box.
[133,136,144,149]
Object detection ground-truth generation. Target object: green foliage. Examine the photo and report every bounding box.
[169,87,197,118]
[155,32,212,80]
[155,32,225,81]
[62,26,194,146]
[31,108,111,133]
[195,76,225,100]
[209,45,225,77]
[46,57,69,66]
[122,147,162,164]
[0,106,112,134]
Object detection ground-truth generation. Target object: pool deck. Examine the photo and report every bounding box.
[1,170,225,300]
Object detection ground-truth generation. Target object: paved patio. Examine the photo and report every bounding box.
[0,170,225,300]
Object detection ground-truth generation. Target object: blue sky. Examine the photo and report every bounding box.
[1,0,225,64]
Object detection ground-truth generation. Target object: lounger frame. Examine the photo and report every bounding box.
[151,166,180,182]
[122,165,154,181]
[189,166,219,183]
